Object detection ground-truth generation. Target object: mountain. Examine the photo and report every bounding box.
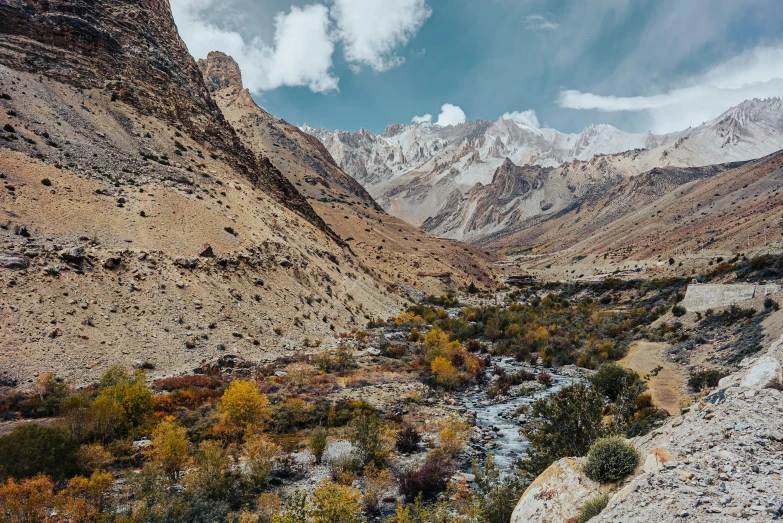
[306,99,783,242]
[196,51,498,299]
[0,1,497,386]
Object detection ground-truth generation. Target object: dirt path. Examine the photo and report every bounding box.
[619,341,690,415]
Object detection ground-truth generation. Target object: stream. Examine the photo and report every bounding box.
[458,356,580,469]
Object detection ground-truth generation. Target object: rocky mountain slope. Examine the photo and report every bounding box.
[197,52,498,298]
[512,330,783,522]
[498,150,783,281]
[306,99,783,243]
[0,1,497,388]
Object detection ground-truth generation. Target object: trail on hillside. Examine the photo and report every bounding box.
[620,341,689,415]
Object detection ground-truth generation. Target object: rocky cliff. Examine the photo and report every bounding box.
[0,0,332,236]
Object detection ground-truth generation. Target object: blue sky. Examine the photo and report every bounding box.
[172,0,783,134]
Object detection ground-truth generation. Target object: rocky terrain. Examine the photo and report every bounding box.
[511,333,783,522]
[0,0,498,387]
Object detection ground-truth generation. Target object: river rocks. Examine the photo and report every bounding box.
[510,457,602,523]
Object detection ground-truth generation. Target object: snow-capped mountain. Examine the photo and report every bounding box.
[304,98,783,242]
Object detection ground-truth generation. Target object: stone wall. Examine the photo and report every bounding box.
[681,284,781,312]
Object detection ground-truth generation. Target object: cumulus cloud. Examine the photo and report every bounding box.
[412,113,433,124]
[558,45,783,133]
[171,0,338,93]
[524,14,559,31]
[502,109,540,128]
[435,104,466,126]
[331,0,432,72]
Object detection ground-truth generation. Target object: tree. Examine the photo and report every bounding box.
[467,282,479,294]
[0,424,78,481]
[243,434,278,489]
[0,475,56,523]
[220,380,271,439]
[152,418,189,479]
[522,383,605,478]
[474,454,526,523]
[310,483,366,523]
[187,440,229,499]
[309,427,328,465]
[93,369,154,434]
[348,412,392,470]
[431,357,459,390]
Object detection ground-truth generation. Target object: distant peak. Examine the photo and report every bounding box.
[198,51,244,92]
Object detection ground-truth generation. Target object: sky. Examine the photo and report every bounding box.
[170,0,783,135]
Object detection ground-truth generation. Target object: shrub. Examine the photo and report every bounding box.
[309,426,328,464]
[41,178,52,186]
[398,459,450,501]
[431,356,459,389]
[522,383,605,477]
[536,371,553,386]
[764,297,780,311]
[583,437,639,483]
[327,451,362,485]
[590,363,644,403]
[243,434,278,489]
[395,424,421,454]
[362,463,394,513]
[578,493,610,522]
[0,424,79,480]
[671,305,686,317]
[687,369,727,392]
[310,482,365,523]
[349,412,392,469]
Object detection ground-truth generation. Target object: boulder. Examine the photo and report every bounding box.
[59,246,85,264]
[0,253,28,269]
[510,457,602,523]
[643,447,675,474]
[739,356,782,390]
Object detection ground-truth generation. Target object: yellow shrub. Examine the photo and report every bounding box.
[430,357,459,390]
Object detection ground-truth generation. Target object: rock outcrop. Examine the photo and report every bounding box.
[0,0,335,238]
[510,457,602,523]
[511,335,783,523]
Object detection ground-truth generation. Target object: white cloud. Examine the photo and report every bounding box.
[412,113,433,124]
[558,45,783,133]
[524,14,559,31]
[172,0,337,93]
[435,104,466,126]
[331,0,432,72]
[502,109,540,128]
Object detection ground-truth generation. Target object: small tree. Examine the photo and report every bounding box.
[152,418,189,479]
[0,424,79,481]
[243,434,279,489]
[221,380,271,439]
[395,425,421,454]
[309,427,328,465]
[474,453,526,523]
[522,383,605,478]
[431,357,459,390]
[349,412,392,470]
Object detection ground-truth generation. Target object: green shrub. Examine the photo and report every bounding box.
[671,305,686,317]
[583,437,639,483]
[687,369,727,392]
[589,363,644,402]
[309,426,328,464]
[578,493,610,522]
[0,424,79,480]
[41,178,52,186]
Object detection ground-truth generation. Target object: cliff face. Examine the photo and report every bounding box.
[197,51,382,211]
[0,0,336,237]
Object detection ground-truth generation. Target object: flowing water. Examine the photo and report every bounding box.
[459,357,579,469]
